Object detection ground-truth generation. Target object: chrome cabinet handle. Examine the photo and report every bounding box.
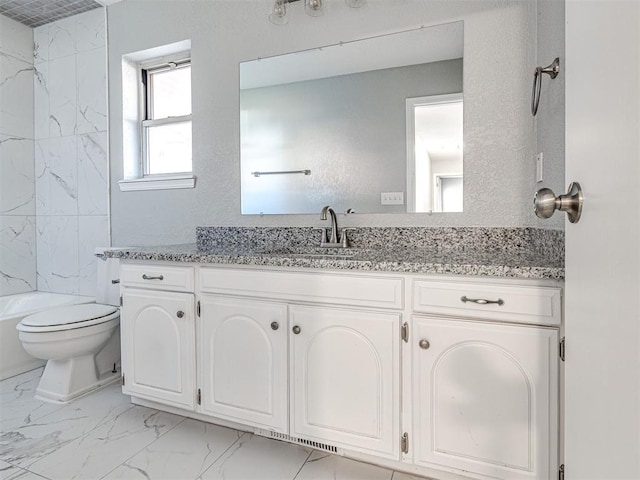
[419,339,430,350]
[176,311,184,318]
[142,274,164,281]
[292,325,301,334]
[271,321,279,331]
[461,296,504,306]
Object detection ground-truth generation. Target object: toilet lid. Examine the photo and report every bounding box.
[21,304,119,328]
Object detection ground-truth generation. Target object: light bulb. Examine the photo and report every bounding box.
[269,0,289,25]
[305,0,323,17]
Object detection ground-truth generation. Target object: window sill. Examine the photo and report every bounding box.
[118,174,196,192]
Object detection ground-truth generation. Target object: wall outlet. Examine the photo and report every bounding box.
[536,152,544,183]
[381,192,404,205]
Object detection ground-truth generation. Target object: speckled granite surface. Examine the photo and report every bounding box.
[107,227,564,280]
[196,226,564,257]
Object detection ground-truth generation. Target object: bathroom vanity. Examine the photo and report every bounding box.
[112,239,563,480]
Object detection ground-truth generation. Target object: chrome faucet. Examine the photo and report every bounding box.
[319,206,350,248]
[320,206,339,244]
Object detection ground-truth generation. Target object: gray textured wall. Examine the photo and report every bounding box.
[536,0,565,230]
[107,0,561,247]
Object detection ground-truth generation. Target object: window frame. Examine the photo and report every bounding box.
[119,41,195,192]
[140,57,193,178]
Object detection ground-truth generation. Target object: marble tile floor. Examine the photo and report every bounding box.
[0,368,425,480]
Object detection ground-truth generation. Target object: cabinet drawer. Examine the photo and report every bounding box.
[121,264,195,292]
[200,268,403,309]
[412,279,561,326]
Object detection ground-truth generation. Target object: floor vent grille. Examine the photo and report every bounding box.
[255,429,342,455]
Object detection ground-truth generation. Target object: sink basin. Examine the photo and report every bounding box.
[257,247,358,259]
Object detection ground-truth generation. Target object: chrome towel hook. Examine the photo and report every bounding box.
[531,57,560,116]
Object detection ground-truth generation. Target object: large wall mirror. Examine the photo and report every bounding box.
[240,21,463,215]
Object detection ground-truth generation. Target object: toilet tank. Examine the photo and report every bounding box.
[95,248,120,306]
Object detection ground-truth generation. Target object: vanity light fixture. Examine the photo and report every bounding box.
[269,0,363,25]
[305,0,323,17]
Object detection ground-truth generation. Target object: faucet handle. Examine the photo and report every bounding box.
[314,227,329,245]
[339,228,354,248]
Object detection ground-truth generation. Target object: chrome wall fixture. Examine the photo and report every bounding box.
[534,182,583,223]
[531,57,560,116]
[251,169,311,177]
[270,0,364,25]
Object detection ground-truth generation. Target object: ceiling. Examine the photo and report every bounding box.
[0,0,102,28]
[240,21,463,90]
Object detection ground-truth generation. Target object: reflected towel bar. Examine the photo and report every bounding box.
[251,169,311,177]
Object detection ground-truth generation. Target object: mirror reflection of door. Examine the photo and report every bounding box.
[406,94,463,213]
[435,174,463,212]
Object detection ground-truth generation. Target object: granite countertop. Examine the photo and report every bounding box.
[105,243,564,280]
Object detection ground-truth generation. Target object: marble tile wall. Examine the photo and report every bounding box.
[0,14,37,296]
[33,8,109,297]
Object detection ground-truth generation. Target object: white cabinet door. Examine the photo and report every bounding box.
[121,288,195,410]
[199,295,288,432]
[412,317,558,480]
[290,305,400,459]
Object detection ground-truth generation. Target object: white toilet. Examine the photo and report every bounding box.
[17,252,121,403]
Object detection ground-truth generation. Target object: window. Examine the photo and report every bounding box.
[142,58,192,176]
[119,42,194,192]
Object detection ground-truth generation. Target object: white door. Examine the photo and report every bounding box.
[198,295,288,432]
[121,288,196,409]
[412,317,558,480]
[564,3,640,479]
[290,305,400,458]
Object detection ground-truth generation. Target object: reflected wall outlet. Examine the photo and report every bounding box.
[536,152,544,183]
[381,192,404,205]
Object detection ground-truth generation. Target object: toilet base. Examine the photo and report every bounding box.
[35,355,121,404]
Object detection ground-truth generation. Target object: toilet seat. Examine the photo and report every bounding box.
[18,304,120,333]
